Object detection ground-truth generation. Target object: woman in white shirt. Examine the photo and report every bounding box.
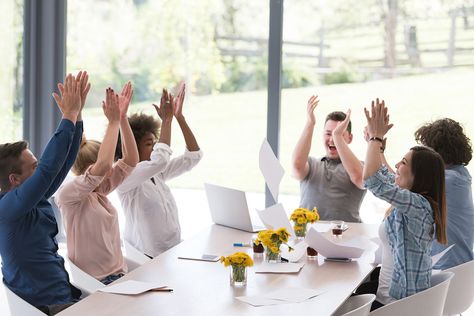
[116,84,203,257]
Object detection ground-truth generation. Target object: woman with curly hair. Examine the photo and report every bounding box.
[415,118,473,270]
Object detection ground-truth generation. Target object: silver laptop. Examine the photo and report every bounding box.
[204,183,265,233]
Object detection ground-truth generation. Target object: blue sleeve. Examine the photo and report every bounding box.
[0,119,75,222]
[44,121,83,198]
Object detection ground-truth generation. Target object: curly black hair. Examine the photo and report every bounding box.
[115,113,161,160]
[414,118,472,166]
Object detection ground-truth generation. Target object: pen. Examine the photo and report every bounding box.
[151,288,174,292]
[233,242,251,247]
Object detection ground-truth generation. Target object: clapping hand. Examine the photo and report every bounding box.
[52,73,82,119]
[174,81,185,120]
[118,81,134,119]
[306,95,319,125]
[364,98,393,139]
[153,88,174,122]
[102,88,120,123]
[333,109,351,137]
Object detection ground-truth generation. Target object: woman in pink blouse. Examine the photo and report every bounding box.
[55,83,139,284]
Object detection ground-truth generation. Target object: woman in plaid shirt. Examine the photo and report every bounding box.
[361,99,447,310]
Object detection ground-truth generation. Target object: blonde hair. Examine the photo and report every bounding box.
[72,136,101,175]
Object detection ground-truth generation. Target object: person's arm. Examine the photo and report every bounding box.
[174,82,200,152]
[89,88,121,176]
[46,71,91,198]
[363,125,395,174]
[160,149,203,181]
[362,98,394,181]
[292,95,319,181]
[332,109,364,189]
[55,170,105,210]
[118,82,139,168]
[152,88,174,147]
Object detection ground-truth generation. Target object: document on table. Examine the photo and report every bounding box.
[236,287,324,306]
[431,244,455,267]
[259,138,285,202]
[99,280,168,295]
[305,227,364,259]
[254,262,305,273]
[281,240,307,262]
[256,203,295,237]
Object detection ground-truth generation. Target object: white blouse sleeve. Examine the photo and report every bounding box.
[161,148,203,181]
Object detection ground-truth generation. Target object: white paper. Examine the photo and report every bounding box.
[305,228,364,259]
[236,287,324,307]
[259,138,285,202]
[99,280,167,295]
[312,222,332,233]
[256,203,295,237]
[254,262,305,273]
[370,237,382,265]
[281,240,307,262]
[431,244,455,267]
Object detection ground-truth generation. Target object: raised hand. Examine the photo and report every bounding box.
[152,88,174,122]
[52,73,82,121]
[118,81,134,119]
[76,70,91,110]
[174,81,185,119]
[364,98,393,139]
[102,88,120,124]
[306,95,319,125]
[333,109,351,137]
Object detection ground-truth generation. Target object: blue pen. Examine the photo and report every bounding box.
[233,242,251,247]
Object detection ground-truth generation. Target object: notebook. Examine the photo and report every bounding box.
[204,183,265,233]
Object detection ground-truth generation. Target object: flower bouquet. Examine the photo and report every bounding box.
[254,228,293,263]
[220,252,254,286]
[290,207,319,238]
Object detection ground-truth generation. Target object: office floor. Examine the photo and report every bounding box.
[1,188,473,315]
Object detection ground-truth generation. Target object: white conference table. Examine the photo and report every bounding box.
[59,222,379,316]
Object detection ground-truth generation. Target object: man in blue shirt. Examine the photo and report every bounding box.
[0,72,90,314]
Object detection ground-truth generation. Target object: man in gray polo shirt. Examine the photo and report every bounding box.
[292,95,366,222]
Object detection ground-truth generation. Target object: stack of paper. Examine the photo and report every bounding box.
[99,280,170,295]
[236,287,324,307]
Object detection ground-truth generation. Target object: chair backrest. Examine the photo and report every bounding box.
[3,285,46,316]
[369,271,454,316]
[123,239,152,268]
[333,294,376,316]
[443,259,474,315]
[64,257,104,296]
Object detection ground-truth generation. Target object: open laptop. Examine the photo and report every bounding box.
[204,183,265,233]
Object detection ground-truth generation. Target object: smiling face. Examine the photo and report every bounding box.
[395,150,415,190]
[138,132,156,162]
[323,120,352,159]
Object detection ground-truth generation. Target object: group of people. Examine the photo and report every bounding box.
[292,96,473,310]
[0,71,201,315]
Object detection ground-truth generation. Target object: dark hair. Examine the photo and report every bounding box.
[410,146,447,244]
[325,111,351,133]
[115,113,160,160]
[0,141,28,191]
[414,118,472,166]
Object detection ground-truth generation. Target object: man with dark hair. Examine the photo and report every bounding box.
[0,71,90,315]
[292,95,366,222]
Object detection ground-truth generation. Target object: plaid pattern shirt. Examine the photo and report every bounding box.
[365,165,434,299]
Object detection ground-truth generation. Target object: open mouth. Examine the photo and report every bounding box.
[328,145,337,151]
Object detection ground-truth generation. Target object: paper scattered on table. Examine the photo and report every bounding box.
[305,228,364,259]
[99,280,168,295]
[259,138,284,202]
[254,262,305,273]
[431,244,455,267]
[312,222,332,233]
[236,287,324,307]
[257,203,295,237]
[281,240,307,262]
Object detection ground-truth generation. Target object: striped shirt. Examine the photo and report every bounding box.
[364,165,434,299]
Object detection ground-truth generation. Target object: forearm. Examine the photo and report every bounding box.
[119,117,139,167]
[176,116,200,151]
[292,121,314,179]
[158,119,172,146]
[363,141,383,181]
[90,122,120,176]
[333,135,364,188]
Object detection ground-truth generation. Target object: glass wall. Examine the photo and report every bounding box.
[281,0,474,222]
[0,0,23,143]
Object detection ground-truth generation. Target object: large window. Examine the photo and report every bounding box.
[0,0,23,143]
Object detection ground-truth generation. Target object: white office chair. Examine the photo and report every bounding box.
[3,285,46,316]
[64,257,105,296]
[369,271,454,316]
[442,259,474,316]
[333,294,376,316]
[123,239,151,268]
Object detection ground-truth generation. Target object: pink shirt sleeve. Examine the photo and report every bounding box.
[55,169,104,211]
[94,159,135,195]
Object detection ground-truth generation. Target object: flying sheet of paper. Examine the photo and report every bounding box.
[370,237,382,265]
[254,262,305,273]
[305,228,364,259]
[99,280,168,295]
[431,244,455,267]
[256,203,295,237]
[259,138,285,202]
[281,240,307,262]
[312,222,332,233]
[236,287,324,306]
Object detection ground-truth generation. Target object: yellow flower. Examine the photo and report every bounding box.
[290,207,320,224]
[220,252,254,268]
[254,228,292,254]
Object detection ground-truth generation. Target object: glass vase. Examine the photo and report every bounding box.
[264,246,281,263]
[293,222,308,239]
[230,265,247,286]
